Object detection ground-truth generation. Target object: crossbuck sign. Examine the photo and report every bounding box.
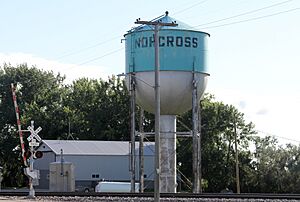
[27,126,42,146]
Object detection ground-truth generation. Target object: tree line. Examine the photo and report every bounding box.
[0,64,299,193]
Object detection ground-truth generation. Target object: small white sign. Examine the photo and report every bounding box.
[29,142,40,147]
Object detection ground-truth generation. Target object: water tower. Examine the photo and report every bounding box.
[124,12,209,193]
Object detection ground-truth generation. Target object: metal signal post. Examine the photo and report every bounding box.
[135,15,177,202]
[25,121,42,198]
[11,83,42,198]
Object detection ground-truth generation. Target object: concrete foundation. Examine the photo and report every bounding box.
[160,115,176,193]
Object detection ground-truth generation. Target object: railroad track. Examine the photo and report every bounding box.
[1,192,300,200]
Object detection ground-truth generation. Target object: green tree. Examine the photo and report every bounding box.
[0,63,66,186]
[3,64,300,194]
[177,95,256,192]
[65,76,130,140]
[251,136,300,193]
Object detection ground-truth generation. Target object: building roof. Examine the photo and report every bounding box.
[39,140,155,156]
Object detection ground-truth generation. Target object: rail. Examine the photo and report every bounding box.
[1,191,300,200]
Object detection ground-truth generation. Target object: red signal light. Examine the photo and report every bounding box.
[33,151,43,159]
[25,150,43,159]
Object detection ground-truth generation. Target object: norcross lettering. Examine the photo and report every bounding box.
[135,36,198,48]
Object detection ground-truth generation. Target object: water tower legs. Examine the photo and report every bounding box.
[160,115,177,193]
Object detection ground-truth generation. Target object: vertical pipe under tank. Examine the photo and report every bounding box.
[160,115,176,193]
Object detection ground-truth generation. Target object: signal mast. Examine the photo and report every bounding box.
[11,83,43,198]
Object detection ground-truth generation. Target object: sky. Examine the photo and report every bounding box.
[0,0,299,145]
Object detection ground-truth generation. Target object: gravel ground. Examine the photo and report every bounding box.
[1,196,300,202]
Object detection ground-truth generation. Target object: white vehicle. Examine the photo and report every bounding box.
[95,181,139,192]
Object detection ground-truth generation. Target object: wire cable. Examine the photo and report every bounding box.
[78,47,124,66]
[196,7,300,29]
[54,0,294,65]
[173,0,209,16]
[56,1,297,66]
[56,0,205,61]
[256,130,300,143]
[194,0,294,28]
[55,0,207,61]
[56,35,121,60]
[60,0,205,61]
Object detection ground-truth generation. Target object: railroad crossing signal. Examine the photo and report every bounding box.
[27,126,42,142]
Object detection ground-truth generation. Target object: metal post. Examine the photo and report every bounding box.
[134,15,177,201]
[139,108,145,193]
[154,24,161,201]
[0,170,2,191]
[198,103,202,193]
[60,149,65,191]
[234,117,240,194]
[28,121,35,198]
[0,167,2,191]
[130,73,136,193]
[192,74,199,193]
[60,149,64,176]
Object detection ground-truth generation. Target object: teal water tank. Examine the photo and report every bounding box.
[124,13,210,115]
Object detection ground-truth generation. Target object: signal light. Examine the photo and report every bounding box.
[25,150,43,159]
[33,151,43,159]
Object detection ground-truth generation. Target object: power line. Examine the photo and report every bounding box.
[256,130,300,143]
[173,0,209,16]
[7,47,125,95]
[55,1,206,61]
[78,47,124,66]
[55,14,165,67]
[56,35,121,60]
[54,0,293,65]
[194,0,294,28]
[56,14,164,62]
[55,1,229,65]
[56,0,207,61]
[56,1,298,66]
[196,7,300,29]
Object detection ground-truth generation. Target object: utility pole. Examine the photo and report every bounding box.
[234,116,240,194]
[0,166,2,191]
[192,72,201,193]
[135,12,177,202]
[130,73,136,193]
[198,102,202,193]
[139,108,144,193]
